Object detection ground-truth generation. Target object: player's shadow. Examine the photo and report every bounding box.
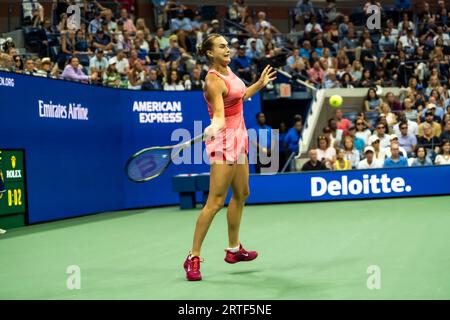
[227,270,260,275]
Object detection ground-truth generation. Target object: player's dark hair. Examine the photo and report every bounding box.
[197,33,222,63]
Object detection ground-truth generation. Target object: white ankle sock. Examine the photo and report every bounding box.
[227,245,240,253]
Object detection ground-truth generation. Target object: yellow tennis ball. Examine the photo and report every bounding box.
[329,95,343,107]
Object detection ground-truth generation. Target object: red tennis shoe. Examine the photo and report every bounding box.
[183,254,203,281]
[224,244,258,264]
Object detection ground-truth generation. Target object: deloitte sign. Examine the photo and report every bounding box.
[311,174,412,197]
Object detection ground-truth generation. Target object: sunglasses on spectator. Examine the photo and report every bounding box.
[400,126,408,129]
[377,126,385,129]
[356,122,363,125]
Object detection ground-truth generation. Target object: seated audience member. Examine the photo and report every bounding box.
[109,50,130,78]
[384,142,409,168]
[411,146,433,166]
[364,87,382,112]
[316,135,336,170]
[385,92,402,113]
[403,98,418,122]
[368,136,386,163]
[61,57,97,83]
[102,62,121,87]
[354,118,372,145]
[380,102,397,128]
[420,103,445,122]
[384,134,408,158]
[342,136,360,168]
[357,146,383,169]
[371,122,390,149]
[439,119,450,142]
[301,149,328,171]
[434,141,450,165]
[164,70,185,91]
[393,113,418,136]
[397,121,417,156]
[142,68,163,91]
[127,61,145,90]
[184,67,205,90]
[417,122,441,160]
[347,124,365,153]
[333,148,352,171]
[418,111,442,137]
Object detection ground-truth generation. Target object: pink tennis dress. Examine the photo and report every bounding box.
[204,67,248,163]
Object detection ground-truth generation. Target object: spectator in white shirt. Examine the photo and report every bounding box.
[109,50,129,78]
[89,49,108,79]
[371,122,391,149]
[164,70,185,91]
[357,146,383,169]
[305,15,323,37]
[398,13,414,35]
[434,141,450,165]
[368,135,386,163]
[316,135,336,170]
[384,134,408,158]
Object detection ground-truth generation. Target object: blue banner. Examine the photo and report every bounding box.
[0,72,261,223]
[247,165,450,203]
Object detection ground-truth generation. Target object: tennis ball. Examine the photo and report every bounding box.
[329,95,343,107]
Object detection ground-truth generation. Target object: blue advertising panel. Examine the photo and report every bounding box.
[247,165,450,204]
[0,72,261,223]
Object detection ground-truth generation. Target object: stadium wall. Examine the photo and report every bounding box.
[0,71,261,223]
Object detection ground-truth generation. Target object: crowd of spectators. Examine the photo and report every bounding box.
[0,0,449,93]
[299,88,450,172]
[0,0,285,91]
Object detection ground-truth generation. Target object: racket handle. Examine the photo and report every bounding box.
[191,134,204,145]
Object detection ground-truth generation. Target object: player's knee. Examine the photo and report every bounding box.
[233,188,250,203]
[207,195,226,213]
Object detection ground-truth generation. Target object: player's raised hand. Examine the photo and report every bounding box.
[258,65,277,88]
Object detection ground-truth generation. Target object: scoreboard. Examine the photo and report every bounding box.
[0,149,27,228]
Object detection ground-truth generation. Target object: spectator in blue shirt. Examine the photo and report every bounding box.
[314,38,324,58]
[88,11,102,35]
[299,40,312,59]
[171,10,193,32]
[246,40,262,61]
[384,142,409,168]
[284,118,303,171]
[348,125,365,153]
[231,45,252,83]
[295,0,315,26]
[251,112,275,173]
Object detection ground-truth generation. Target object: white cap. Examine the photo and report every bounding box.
[5,37,13,42]
[211,19,219,25]
[108,57,117,64]
[261,21,270,28]
[231,38,239,44]
[364,146,375,154]
[428,103,436,109]
[390,134,398,141]
[368,135,380,145]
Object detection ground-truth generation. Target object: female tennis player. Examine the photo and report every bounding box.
[183,34,277,281]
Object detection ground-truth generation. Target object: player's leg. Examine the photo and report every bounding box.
[190,162,236,257]
[224,154,258,263]
[226,154,249,248]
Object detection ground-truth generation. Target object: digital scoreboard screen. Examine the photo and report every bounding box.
[0,149,27,218]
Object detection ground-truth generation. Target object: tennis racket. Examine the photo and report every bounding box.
[125,134,204,182]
